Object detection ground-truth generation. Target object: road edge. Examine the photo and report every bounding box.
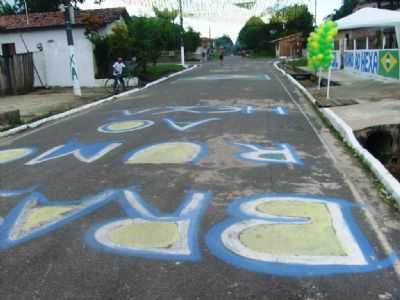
[0,65,199,139]
[273,61,400,205]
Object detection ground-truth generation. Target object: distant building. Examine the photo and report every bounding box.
[355,0,400,11]
[200,37,215,49]
[272,33,305,58]
[0,8,128,87]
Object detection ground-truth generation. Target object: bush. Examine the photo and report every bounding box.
[288,58,308,67]
[142,64,183,77]
[138,64,184,83]
[87,10,200,77]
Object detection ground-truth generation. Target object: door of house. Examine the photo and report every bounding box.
[1,43,16,57]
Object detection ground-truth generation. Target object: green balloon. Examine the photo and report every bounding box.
[319,43,328,51]
[323,62,331,70]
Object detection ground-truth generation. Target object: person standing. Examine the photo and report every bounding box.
[219,47,225,66]
[112,57,126,94]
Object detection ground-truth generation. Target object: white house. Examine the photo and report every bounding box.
[332,8,400,80]
[0,8,128,87]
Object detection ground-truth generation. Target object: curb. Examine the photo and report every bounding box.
[0,65,198,138]
[273,61,400,205]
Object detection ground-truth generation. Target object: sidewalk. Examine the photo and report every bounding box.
[0,88,109,129]
[300,67,400,131]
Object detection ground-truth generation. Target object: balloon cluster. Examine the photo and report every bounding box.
[307,20,338,71]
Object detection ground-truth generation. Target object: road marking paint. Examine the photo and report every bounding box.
[0,148,36,164]
[163,118,221,132]
[179,74,271,81]
[271,66,400,278]
[86,189,212,261]
[0,187,36,197]
[232,142,303,165]
[124,142,207,164]
[26,139,121,165]
[206,194,397,277]
[98,120,154,133]
[0,190,116,250]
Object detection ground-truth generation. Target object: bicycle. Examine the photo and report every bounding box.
[104,74,137,94]
[104,62,139,94]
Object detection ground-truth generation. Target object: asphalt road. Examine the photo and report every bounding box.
[0,57,399,300]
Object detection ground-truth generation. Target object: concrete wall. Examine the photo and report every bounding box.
[0,27,97,87]
[343,49,400,79]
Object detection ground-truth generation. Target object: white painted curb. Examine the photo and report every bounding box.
[0,65,198,138]
[273,61,400,204]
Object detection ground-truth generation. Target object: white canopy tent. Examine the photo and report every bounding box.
[336,7,400,48]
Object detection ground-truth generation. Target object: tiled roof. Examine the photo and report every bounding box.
[0,7,128,32]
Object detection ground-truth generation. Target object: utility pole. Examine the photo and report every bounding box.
[315,0,317,26]
[63,0,81,96]
[178,0,185,67]
[23,0,29,24]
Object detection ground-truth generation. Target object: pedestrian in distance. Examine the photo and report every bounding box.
[202,50,206,63]
[219,47,225,66]
[112,57,126,94]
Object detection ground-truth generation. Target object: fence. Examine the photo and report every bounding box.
[339,49,400,80]
[0,53,34,96]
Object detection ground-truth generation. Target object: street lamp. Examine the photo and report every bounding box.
[178,0,185,67]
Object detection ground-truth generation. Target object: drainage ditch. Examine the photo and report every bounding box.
[355,125,400,180]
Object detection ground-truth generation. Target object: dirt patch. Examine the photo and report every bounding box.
[0,87,111,129]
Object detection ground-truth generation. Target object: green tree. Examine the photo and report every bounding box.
[238,17,266,50]
[6,0,105,14]
[89,11,200,76]
[183,27,201,53]
[245,16,265,26]
[153,7,180,51]
[215,35,234,54]
[126,16,165,70]
[0,1,17,15]
[330,0,359,20]
[153,7,178,23]
[107,24,135,59]
[15,0,81,13]
[271,4,314,37]
[237,4,313,55]
[215,35,233,48]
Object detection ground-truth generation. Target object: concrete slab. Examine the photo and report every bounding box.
[296,67,400,132]
[0,88,108,122]
[331,100,400,131]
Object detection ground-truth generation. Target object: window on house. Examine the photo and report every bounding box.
[356,37,367,49]
[347,39,354,50]
[384,29,398,49]
[1,43,16,56]
[370,33,381,49]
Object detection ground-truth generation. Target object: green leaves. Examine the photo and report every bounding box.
[238,4,313,55]
[307,21,338,71]
[183,27,201,53]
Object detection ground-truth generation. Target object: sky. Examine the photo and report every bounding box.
[72,0,342,41]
